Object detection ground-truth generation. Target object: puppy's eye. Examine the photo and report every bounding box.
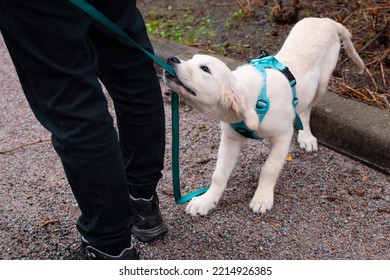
[200,65,211,74]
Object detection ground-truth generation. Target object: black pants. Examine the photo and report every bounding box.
[0,0,165,254]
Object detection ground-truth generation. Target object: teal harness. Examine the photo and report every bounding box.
[230,56,303,140]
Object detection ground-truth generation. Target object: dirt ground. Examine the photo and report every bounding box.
[0,1,389,260]
[138,0,389,111]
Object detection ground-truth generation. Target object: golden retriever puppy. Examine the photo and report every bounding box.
[164,17,365,216]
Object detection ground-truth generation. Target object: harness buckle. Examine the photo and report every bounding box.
[256,99,268,109]
[280,67,296,87]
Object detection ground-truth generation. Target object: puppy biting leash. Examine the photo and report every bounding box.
[69,0,208,204]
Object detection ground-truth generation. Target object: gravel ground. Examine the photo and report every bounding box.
[1,33,389,260]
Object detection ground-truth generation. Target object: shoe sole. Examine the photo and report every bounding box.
[132,223,168,242]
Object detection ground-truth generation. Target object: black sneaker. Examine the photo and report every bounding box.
[63,238,139,260]
[130,193,168,242]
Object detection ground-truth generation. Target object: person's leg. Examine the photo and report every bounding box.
[90,1,165,199]
[89,1,167,241]
[0,0,134,256]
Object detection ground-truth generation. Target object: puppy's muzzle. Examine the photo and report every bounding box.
[165,56,197,96]
[165,56,180,78]
[167,56,181,66]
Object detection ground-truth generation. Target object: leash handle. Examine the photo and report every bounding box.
[69,0,208,204]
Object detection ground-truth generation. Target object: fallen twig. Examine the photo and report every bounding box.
[275,190,299,201]
[365,67,379,91]
[207,1,235,7]
[360,21,389,52]
[365,48,390,67]
[380,62,387,86]
[366,88,378,102]
[344,84,372,101]
[235,0,246,10]
[186,42,206,47]
[40,219,59,228]
[0,138,51,155]
[382,95,390,109]
[341,13,353,24]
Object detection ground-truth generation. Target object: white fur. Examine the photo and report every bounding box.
[164,17,365,216]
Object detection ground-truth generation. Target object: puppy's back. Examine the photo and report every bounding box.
[277,17,365,73]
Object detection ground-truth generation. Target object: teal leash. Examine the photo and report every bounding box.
[68,0,174,76]
[69,0,208,204]
[171,94,209,203]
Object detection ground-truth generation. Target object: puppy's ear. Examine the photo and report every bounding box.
[222,86,241,116]
[229,88,260,130]
[223,86,259,130]
[243,108,259,130]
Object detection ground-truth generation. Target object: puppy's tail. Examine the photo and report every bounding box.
[331,19,366,74]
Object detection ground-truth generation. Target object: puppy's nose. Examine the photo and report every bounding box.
[167,56,181,65]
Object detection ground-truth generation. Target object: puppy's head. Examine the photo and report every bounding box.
[163,54,258,129]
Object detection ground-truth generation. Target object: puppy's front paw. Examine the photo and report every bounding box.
[185,194,218,216]
[298,132,318,152]
[249,191,274,213]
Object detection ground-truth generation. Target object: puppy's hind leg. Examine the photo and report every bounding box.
[250,130,293,213]
[298,43,339,152]
[185,129,244,216]
[297,106,318,152]
[297,80,329,152]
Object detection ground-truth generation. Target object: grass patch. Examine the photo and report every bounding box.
[144,8,215,45]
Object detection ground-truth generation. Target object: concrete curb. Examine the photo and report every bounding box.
[151,37,390,174]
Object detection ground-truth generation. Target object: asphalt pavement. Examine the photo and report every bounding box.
[0,34,389,261]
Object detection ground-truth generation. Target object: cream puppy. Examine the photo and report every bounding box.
[164,17,365,216]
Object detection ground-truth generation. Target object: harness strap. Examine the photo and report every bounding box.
[69,0,208,204]
[230,56,303,139]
